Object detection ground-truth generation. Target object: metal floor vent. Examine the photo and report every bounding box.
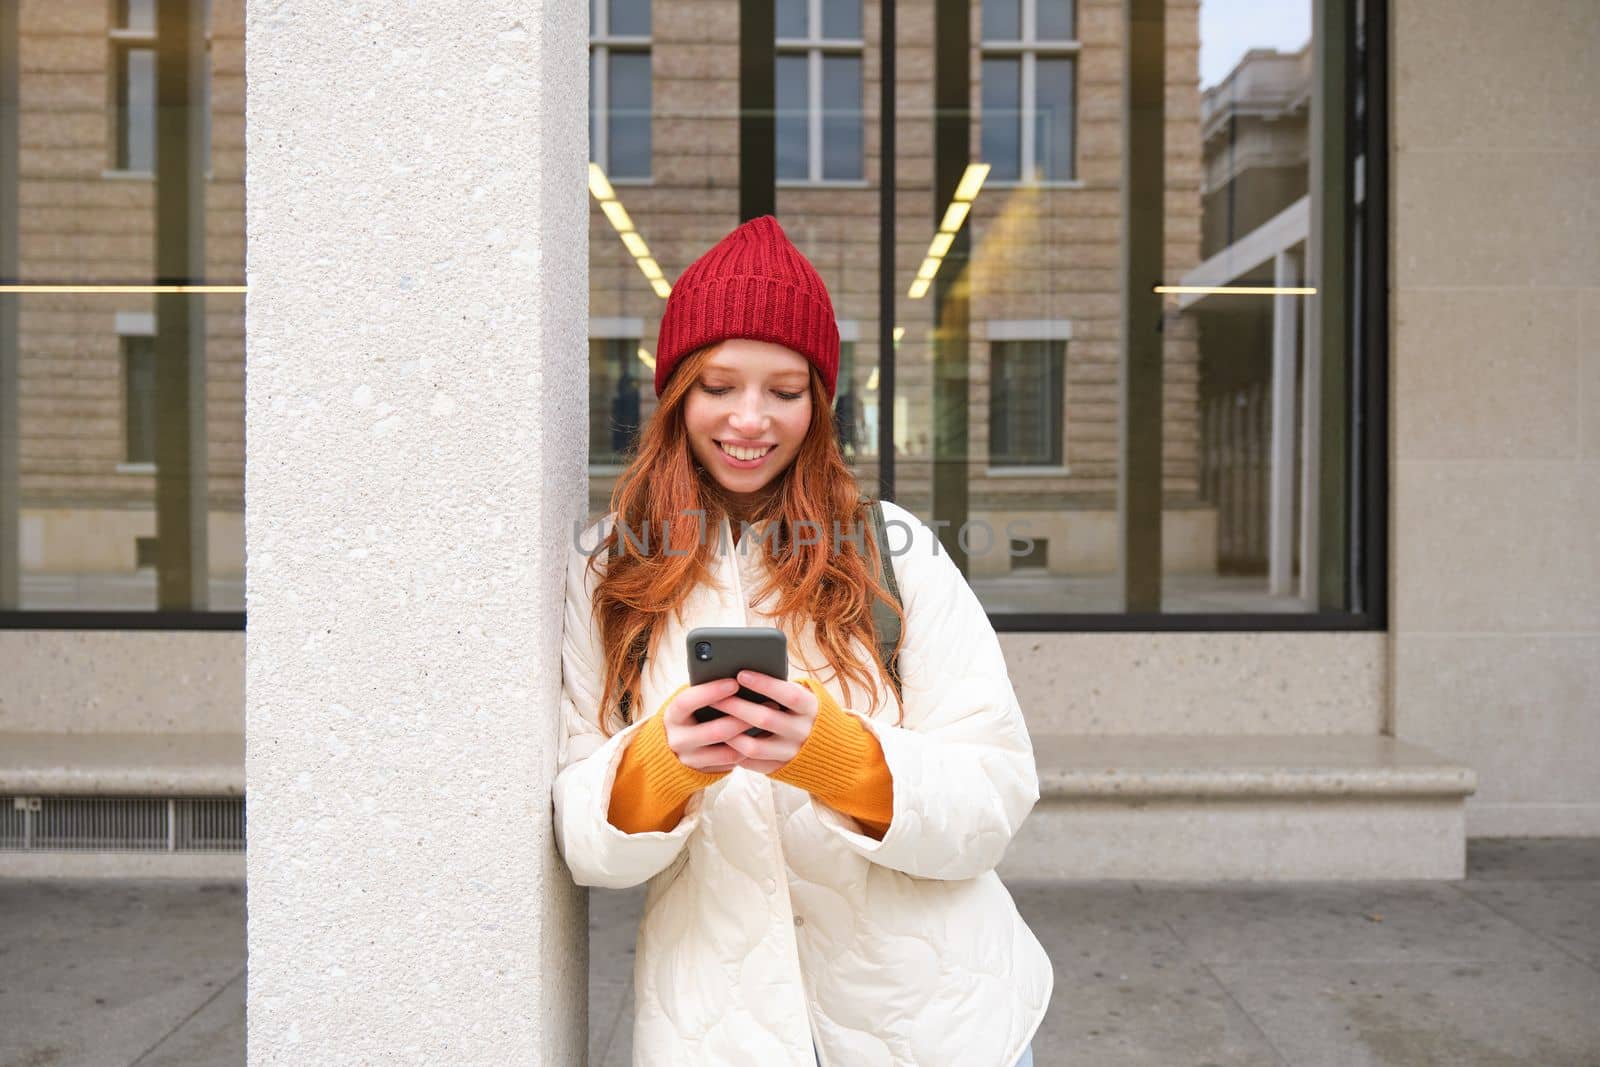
[1,795,245,853]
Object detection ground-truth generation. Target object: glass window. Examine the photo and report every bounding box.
[821,55,863,181]
[982,0,1021,42]
[989,341,1064,467]
[1034,57,1073,181]
[4,0,243,616]
[590,0,652,179]
[579,0,1378,624]
[821,0,861,41]
[776,53,809,181]
[123,336,157,465]
[981,57,1022,182]
[607,51,652,179]
[608,0,650,37]
[589,338,643,465]
[119,0,156,33]
[1036,0,1075,42]
[776,0,863,182]
[117,48,156,172]
[776,0,807,40]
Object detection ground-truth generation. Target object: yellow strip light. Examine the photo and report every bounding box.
[0,284,247,293]
[1155,285,1318,296]
[908,162,989,299]
[590,162,671,299]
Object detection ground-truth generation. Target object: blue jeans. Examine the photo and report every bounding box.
[814,1042,1033,1066]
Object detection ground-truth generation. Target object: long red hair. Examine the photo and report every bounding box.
[585,342,906,736]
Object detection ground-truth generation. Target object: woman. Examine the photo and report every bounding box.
[553,215,1051,1066]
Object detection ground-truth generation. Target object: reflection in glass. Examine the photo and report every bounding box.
[116,48,156,172]
[118,0,156,33]
[1036,0,1074,42]
[608,51,652,179]
[590,338,643,465]
[123,336,157,465]
[776,0,807,40]
[990,341,1064,467]
[982,0,1021,42]
[3,1,244,614]
[821,55,863,181]
[1033,57,1073,181]
[821,0,861,41]
[608,0,650,38]
[980,57,1021,182]
[776,53,808,181]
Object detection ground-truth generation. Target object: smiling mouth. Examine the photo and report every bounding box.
[717,441,776,460]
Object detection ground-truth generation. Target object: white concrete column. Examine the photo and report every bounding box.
[244,2,589,1063]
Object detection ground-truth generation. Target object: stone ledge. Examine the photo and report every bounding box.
[1033,733,1478,800]
[1005,733,1478,881]
[0,732,244,796]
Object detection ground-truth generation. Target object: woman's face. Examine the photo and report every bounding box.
[682,339,814,509]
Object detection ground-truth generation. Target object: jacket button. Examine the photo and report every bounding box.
[794,915,804,927]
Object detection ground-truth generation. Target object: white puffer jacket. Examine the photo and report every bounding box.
[552,499,1053,1066]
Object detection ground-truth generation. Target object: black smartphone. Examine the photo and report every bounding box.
[686,626,789,739]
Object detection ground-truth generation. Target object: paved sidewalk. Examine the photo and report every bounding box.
[3,839,1599,1066]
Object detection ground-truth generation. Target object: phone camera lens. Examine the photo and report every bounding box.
[694,641,712,661]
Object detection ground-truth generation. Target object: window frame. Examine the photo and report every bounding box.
[776,0,867,187]
[985,320,1070,475]
[587,318,646,475]
[589,0,653,183]
[979,0,1082,187]
[104,0,214,180]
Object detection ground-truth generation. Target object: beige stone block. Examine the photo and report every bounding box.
[1394,288,1582,461]
[0,631,243,734]
[1393,149,1600,288]
[1393,632,1600,828]
[1003,630,1386,735]
[1392,459,1600,632]
[1002,795,1466,881]
[1393,0,1600,151]
[19,0,107,34]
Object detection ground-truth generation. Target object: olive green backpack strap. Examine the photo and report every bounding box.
[864,498,904,702]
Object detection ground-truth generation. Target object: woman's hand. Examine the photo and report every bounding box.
[662,677,761,774]
[707,670,819,774]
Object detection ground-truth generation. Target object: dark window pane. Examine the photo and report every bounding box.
[821,55,862,180]
[821,0,861,39]
[980,57,1021,181]
[776,0,807,39]
[776,53,809,179]
[119,0,156,32]
[990,340,1064,465]
[590,339,642,463]
[982,0,1020,41]
[608,0,650,37]
[118,48,156,172]
[607,51,651,178]
[1035,57,1074,180]
[1036,0,1075,41]
[124,337,157,465]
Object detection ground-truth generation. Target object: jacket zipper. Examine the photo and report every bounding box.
[729,523,823,1064]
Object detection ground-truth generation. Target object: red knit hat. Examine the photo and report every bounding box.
[654,215,840,400]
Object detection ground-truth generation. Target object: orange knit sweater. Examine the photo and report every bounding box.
[606,678,895,839]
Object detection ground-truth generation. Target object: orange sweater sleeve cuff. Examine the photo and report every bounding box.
[770,678,895,839]
[607,684,729,835]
